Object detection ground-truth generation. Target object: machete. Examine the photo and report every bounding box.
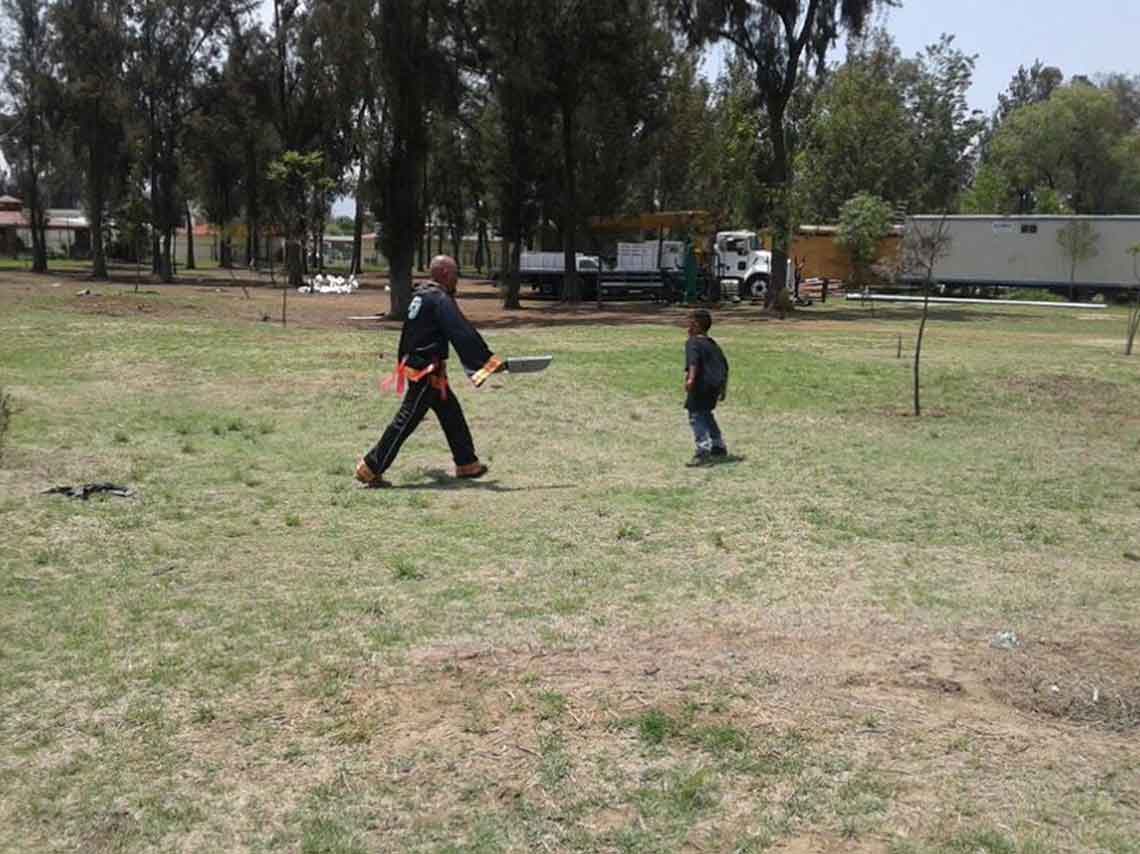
[469,355,553,386]
[503,355,553,374]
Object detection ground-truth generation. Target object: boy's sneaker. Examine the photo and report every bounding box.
[686,453,712,467]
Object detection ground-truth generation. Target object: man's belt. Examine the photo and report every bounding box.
[381,358,450,398]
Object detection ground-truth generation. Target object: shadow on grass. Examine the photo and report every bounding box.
[687,454,746,468]
[395,468,576,493]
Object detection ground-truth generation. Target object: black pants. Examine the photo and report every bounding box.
[364,380,478,475]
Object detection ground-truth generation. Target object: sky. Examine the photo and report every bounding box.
[699,0,1140,113]
[872,0,1140,113]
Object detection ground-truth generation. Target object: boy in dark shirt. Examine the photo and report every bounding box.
[684,309,729,466]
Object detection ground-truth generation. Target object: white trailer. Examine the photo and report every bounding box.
[905,215,1140,296]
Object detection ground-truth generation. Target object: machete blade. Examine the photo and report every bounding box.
[504,355,553,374]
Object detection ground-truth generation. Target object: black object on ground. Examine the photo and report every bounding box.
[43,482,135,500]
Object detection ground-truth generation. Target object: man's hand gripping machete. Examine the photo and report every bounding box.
[470,355,553,387]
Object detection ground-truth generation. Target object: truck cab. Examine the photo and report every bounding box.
[715,230,791,300]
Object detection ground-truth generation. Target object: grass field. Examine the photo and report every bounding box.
[1,276,1138,853]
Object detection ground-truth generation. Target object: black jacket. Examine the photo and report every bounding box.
[398,285,494,373]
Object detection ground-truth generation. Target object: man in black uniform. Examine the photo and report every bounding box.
[355,255,504,487]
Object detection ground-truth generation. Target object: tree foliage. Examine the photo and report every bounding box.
[368,0,458,317]
[835,192,891,289]
[128,0,239,281]
[669,0,884,305]
[1,0,53,271]
[970,79,1140,215]
[7,0,1140,303]
[50,0,130,278]
[268,149,333,287]
[797,31,981,222]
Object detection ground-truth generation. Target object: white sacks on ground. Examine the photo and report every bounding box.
[298,273,360,295]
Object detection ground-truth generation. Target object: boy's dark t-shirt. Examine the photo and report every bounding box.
[685,335,729,411]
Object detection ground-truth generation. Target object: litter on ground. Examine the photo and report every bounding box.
[43,482,135,500]
[298,274,359,295]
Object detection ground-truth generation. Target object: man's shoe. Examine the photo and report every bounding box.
[711,447,728,458]
[686,454,712,468]
[455,462,489,479]
[355,458,390,488]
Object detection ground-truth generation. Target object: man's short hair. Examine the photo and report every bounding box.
[430,255,457,277]
[691,309,712,332]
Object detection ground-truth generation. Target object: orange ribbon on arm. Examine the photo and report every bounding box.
[470,355,504,388]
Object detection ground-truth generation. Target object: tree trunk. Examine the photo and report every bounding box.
[149,115,161,275]
[29,198,48,274]
[157,223,173,282]
[273,0,289,144]
[914,277,931,416]
[25,127,48,273]
[185,203,196,270]
[417,157,428,271]
[560,101,580,303]
[286,238,303,288]
[31,211,47,273]
[267,232,275,284]
[503,230,522,310]
[1126,289,1139,356]
[219,181,232,268]
[351,163,366,276]
[89,154,108,280]
[246,146,260,268]
[388,240,414,319]
[475,219,487,273]
[766,102,791,315]
[314,218,324,272]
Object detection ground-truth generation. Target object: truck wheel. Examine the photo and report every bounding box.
[745,275,768,300]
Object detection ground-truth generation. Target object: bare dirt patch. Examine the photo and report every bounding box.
[0,269,774,332]
[982,630,1140,732]
[1004,374,1124,406]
